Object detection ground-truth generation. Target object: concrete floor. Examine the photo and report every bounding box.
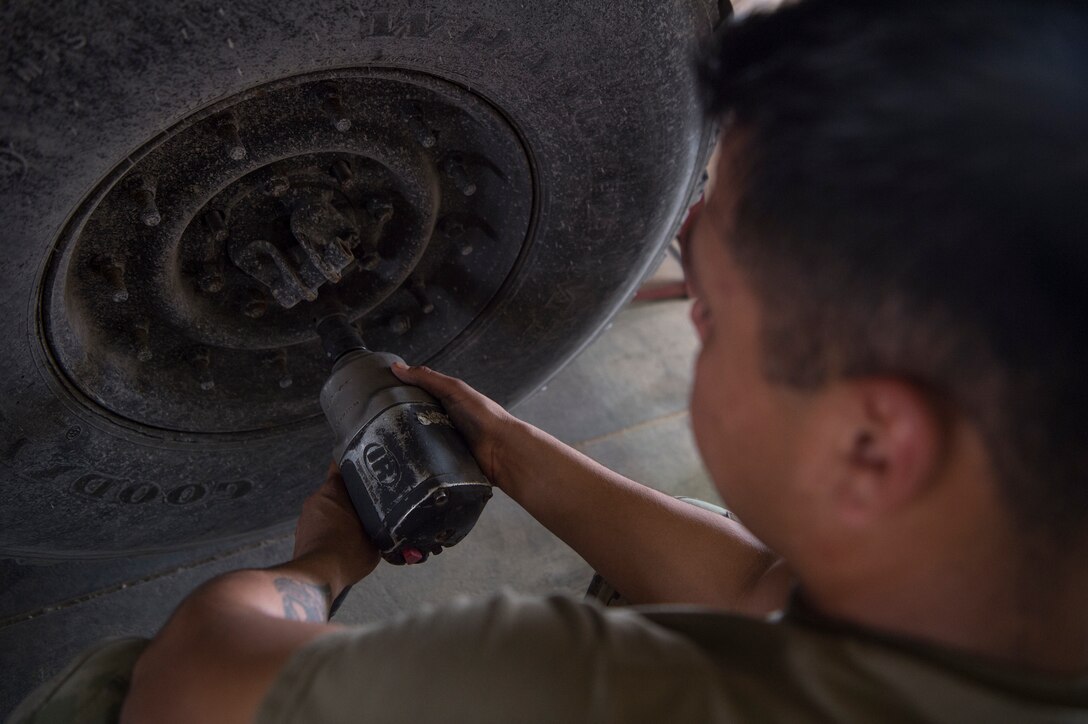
[0,259,713,718]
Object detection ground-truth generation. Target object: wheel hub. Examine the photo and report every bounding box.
[39,69,532,435]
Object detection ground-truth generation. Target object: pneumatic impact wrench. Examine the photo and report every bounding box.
[316,314,492,565]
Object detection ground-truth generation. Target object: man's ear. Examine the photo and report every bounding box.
[831,378,944,526]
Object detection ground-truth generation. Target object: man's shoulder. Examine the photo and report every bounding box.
[257,592,1088,724]
[258,592,745,722]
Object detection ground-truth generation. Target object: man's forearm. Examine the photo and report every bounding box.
[499,422,790,611]
[122,559,341,724]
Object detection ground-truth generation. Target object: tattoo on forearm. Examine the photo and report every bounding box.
[274,578,332,622]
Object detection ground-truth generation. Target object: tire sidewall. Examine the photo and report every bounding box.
[0,0,717,556]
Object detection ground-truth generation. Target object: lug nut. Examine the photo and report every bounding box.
[440,214,492,255]
[243,290,269,319]
[265,349,293,389]
[217,117,247,161]
[359,249,382,271]
[191,348,215,390]
[336,235,357,256]
[409,278,435,314]
[443,157,476,196]
[134,319,153,362]
[389,314,411,335]
[265,176,290,197]
[439,216,465,238]
[277,350,292,389]
[365,197,394,225]
[204,210,229,243]
[198,264,224,293]
[100,258,129,303]
[408,116,436,148]
[199,210,228,294]
[322,94,351,133]
[132,187,161,227]
[438,217,474,255]
[331,159,353,187]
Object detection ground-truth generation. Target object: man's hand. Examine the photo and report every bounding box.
[292,462,380,599]
[123,466,382,724]
[391,362,523,490]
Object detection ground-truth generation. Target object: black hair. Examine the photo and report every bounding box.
[698,0,1088,538]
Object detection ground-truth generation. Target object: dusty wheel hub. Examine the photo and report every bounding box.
[39,69,532,435]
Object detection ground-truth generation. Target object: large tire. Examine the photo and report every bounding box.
[0,0,718,559]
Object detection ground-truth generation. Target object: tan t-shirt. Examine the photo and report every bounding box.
[256,593,1088,723]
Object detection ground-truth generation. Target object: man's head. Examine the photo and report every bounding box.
[686,0,1088,563]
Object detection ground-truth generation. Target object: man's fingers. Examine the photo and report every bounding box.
[391,362,472,403]
[390,361,445,385]
[324,462,353,498]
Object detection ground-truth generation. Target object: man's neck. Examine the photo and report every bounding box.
[800,531,1088,675]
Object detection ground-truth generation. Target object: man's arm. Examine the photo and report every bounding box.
[393,364,793,613]
[121,465,379,724]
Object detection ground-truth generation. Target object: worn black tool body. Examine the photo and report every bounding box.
[317,314,492,565]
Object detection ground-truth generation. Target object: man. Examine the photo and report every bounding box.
[114,0,1088,720]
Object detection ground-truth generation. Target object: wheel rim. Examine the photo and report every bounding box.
[38,68,533,435]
